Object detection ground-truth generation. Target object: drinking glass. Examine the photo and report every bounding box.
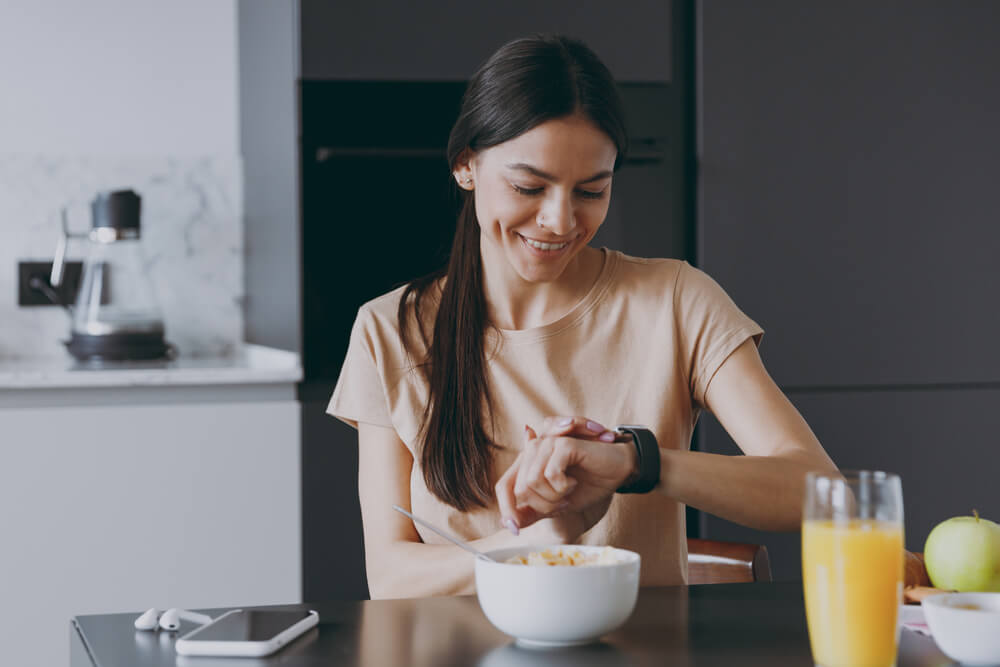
[802,470,904,667]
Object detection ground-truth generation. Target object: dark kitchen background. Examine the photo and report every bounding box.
[238,0,1000,600]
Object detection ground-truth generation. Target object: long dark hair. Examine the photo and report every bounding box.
[398,35,628,511]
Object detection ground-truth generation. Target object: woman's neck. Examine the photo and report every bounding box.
[480,243,604,331]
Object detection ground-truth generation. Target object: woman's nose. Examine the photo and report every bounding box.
[538,194,576,235]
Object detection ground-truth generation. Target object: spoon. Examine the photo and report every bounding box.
[392,504,496,562]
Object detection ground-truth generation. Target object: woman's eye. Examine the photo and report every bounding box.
[576,189,607,200]
[512,184,544,196]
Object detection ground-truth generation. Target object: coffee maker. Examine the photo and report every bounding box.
[48,189,173,362]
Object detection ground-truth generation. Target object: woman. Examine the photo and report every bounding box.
[329,34,838,599]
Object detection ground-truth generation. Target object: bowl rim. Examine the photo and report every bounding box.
[922,591,1000,613]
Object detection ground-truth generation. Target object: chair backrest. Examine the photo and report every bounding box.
[687,537,772,585]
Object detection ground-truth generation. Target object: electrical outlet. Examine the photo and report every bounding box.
[18,261,83,307]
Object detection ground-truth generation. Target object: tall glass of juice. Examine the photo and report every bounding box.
[802,470,904,667]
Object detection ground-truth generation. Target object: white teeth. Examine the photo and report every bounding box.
[523,236,569,251]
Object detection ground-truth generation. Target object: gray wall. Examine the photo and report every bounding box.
[238,0,301,354]
[698,0,1000,580]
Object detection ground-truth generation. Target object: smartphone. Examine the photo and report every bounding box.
[175,609,319,657]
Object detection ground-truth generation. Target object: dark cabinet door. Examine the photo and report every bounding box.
[699,0,1000,389]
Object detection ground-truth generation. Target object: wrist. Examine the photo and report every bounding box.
[614,426,661,494]
[617,436,639,488]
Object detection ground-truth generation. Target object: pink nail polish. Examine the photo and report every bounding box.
[599,431,616,442]
[502,517,520,536]
[586,420,605,433]
[557,417,574,427]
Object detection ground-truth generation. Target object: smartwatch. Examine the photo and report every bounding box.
[614,425,661,494]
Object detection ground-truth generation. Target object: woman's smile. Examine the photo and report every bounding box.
[516,231,575,256]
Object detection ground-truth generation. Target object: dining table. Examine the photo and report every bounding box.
[70,581,955,666]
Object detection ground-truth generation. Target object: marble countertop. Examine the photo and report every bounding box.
[0,344,302,389]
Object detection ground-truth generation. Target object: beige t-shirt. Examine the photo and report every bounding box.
[328,249,763,586]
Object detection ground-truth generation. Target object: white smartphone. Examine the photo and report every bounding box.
[174,609,319,657]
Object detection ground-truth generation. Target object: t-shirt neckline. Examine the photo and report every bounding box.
[496,247,620,344]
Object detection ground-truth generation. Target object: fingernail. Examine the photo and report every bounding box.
[556,501,571,511]
[586,420,605,433]
[502,517,520,536]
[557,417,573,427]
[599,431,616,442]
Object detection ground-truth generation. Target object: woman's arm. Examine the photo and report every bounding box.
[357,422,572,599]
[669,337,838,531]
[496,338,837,533]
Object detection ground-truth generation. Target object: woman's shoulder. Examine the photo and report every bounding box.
[603,251,739,313]
[606,250,687,294]
[609,251,726,293]
[355,280,440,343]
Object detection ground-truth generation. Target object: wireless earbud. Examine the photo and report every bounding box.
[134,608,162,630]
[158,608,213,631]
[134,607,213,631]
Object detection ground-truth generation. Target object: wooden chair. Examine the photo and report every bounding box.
[687,537,773,584]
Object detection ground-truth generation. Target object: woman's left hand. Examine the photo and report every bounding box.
[495,417,637,535]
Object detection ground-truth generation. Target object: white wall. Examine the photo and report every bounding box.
[0,0,244,360]
[0,0,238,155]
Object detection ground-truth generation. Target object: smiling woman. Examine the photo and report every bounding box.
[327,34,841,600]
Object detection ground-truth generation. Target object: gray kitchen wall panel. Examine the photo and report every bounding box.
[699,385,1000,581]
[238,0,302,353]
[300,0,671,81]
[699,0,1000,388]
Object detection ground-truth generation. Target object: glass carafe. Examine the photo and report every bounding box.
[54,190,171,362]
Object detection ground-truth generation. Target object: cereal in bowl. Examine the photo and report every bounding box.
[506,546,620,566]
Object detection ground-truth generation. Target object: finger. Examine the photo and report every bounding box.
[543,438,583,493]
[515,437,558,500]
[539,416,617,441]
[495,454,523,534]
[516,484,570,517]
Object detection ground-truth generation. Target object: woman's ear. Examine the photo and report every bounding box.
[453,149,475,190]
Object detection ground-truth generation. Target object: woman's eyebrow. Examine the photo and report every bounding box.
[505,163,613,185]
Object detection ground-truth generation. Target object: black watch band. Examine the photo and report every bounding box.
[615,425,661,494]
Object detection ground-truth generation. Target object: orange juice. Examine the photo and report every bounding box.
[802,519,903,667]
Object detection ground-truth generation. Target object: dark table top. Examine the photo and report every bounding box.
[71,582,955,667]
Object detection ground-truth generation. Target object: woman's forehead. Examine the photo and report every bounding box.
[478,116,617,175]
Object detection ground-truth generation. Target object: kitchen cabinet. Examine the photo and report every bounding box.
[298,0,671,82]
[0,348,301,667]
[698,0,1000,388]
[697,0,1000,579]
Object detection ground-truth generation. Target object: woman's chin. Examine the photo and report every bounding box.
[513,255,572,283]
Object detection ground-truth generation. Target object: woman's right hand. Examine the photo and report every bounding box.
[495,417,637,537]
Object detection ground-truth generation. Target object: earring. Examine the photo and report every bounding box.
[463,178,473,186]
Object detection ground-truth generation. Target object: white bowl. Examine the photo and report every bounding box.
[923,592,1000,666]
[474,545,640,648]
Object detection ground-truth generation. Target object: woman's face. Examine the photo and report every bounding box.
[455,114,618,284]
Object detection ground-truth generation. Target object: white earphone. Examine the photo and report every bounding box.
[134,607,213,631]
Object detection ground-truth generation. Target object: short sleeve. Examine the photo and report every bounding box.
[327,307,394,429]
[673,262,764,407]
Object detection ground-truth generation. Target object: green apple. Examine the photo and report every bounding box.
[923,511,1000,592]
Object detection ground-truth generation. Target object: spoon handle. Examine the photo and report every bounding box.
[391,504,492,561]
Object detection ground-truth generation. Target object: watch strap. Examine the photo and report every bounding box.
[615,425,661,494]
